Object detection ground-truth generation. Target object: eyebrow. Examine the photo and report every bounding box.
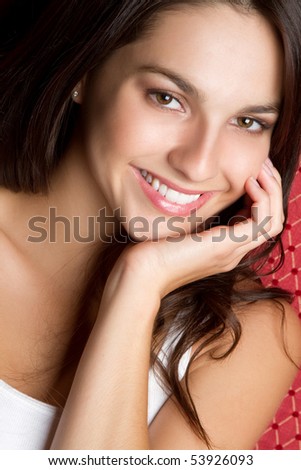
[238,104,280,115]
[136,64,281,115]
[136,65,200,97]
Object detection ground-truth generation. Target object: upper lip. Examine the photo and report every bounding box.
[135,166,208,195]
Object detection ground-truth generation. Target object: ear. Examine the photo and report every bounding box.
[71,75,87,104]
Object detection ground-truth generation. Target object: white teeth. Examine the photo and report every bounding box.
[159,184,168,196]
[165,188,179,203]
[152,178,160,191]
[176,192,190,204]
[177,193,198,204]
[140,170,201,205]
[146,174,153,184]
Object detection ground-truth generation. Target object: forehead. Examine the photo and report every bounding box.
[115,4,283,104]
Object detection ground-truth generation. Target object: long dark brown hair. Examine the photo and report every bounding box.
[1,0,301,447]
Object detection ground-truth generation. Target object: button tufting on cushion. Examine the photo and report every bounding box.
[256,164,301,450]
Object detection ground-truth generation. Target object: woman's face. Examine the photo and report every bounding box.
[77,4,283,240]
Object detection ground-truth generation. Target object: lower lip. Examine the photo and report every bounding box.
[132,167,215,216]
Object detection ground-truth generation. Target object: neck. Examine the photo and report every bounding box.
[0,142,122,401]
[0,140,115,278]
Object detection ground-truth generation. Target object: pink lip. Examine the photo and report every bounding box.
[132,166,217,216]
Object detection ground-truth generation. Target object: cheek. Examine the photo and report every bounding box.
[109,117,164,157]
[223,134,271,185]
[92,92,179,159]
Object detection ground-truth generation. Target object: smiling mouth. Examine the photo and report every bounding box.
[140,169,202,205]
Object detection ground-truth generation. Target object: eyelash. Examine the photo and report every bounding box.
[147,89,185,112]
[146,89,274,134]
[230,117,272,135]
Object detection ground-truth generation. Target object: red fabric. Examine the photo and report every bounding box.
[256,165,301,450]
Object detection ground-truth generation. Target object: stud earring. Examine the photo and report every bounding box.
[72,90,79,99]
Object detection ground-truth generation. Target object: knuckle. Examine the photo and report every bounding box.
[262,193,270,204]
[270,221,284,237]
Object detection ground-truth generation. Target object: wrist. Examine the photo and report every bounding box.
[100,254,161,321]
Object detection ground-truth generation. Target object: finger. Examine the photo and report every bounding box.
[256,161,284,237]
[245,174,272,238]
[265,157,282,185]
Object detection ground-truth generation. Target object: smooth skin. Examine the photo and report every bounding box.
[0,4,300,449]
[73,5,283,240]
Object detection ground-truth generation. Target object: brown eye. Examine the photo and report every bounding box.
[149,91,183,111]
[237,117,255,128]
[156,93,173,105]
[230,116,265,133]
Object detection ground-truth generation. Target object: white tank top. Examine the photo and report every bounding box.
[0,342,191,449]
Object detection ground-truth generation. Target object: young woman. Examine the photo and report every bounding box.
[0,0,301,450]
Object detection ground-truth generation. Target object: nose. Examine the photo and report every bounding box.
[168,120,220,183]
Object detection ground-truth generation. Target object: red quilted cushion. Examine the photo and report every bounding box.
[256,165,301,450]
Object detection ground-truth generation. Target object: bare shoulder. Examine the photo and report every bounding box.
[235,298,301,373]
[0,228,48,369]
[236,296,301,357]
[149,299,301,449]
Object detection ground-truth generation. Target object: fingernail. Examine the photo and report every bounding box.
[263,162,274,176]
[251,177,260,187]
[265,158,274,168]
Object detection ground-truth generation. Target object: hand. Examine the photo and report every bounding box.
[108,159,284,302]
